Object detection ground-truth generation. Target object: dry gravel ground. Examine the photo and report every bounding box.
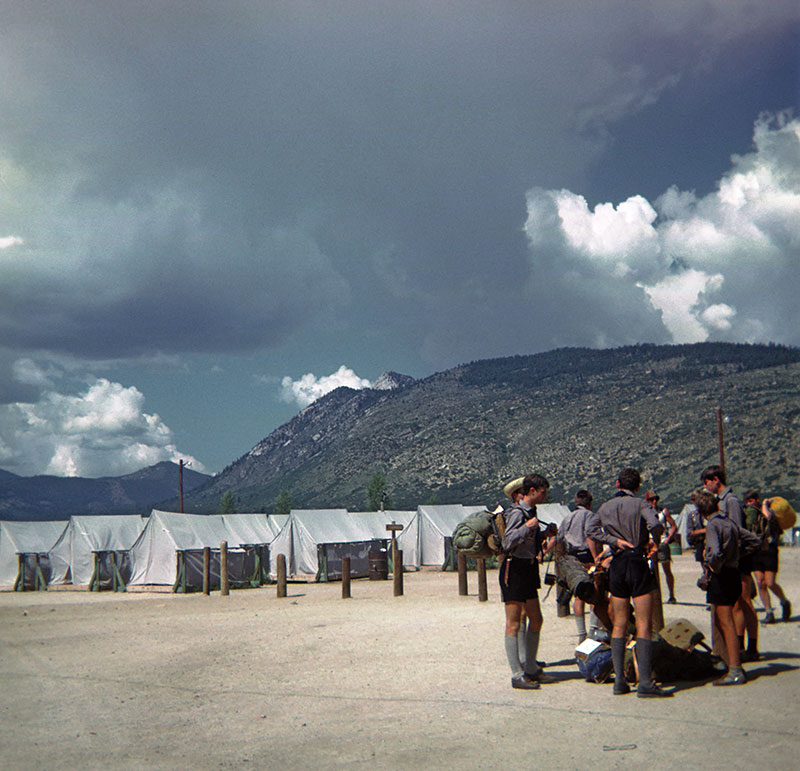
[1,550,799,770]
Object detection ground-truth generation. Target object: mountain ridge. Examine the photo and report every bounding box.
[183,342,800,514]
[0,461,211,521]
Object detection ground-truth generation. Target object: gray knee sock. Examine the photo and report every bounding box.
[505,634,524,678]
[575,614,587,641]
[611,637,626,683]
[517,622,527,667]
[636,637,653,688]
[525,627,541,675]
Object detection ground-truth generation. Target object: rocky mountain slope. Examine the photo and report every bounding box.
[184,343,800,513]
[0,461,211,521]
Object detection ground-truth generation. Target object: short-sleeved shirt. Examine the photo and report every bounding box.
[558,506,593,553]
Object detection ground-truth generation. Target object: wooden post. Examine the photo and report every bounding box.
[457,552,468,596]
[34,553,43,591]
[385,523,404,597]
[203,547,211,595]
[220,541,229,596]
[91,552,99,592]
[477,558,488,602]
[276,554,287,598]
[394,549,404,597]
[342,557,351,599]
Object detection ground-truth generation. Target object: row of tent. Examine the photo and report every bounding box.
[0,504,550,591]
[7,500,652,592]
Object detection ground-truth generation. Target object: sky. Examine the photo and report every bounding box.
[1,1,799,478]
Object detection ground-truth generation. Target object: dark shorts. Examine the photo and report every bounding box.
[657,543,671,563]
[707,566,742,606]
[499,556,540,603]
[609,551,656,599]
[752,548,779,574]
[738,553,753,575]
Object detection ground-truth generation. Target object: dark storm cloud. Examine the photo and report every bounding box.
[1,1,798,369]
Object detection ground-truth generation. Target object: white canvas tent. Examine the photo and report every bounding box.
[397,502,572,569]
[129,510,265,590]
[397,505,485,569]
[266,514,289,538]
[0,520,68,589]
[537,503,572,529]
[49,515,145,589]
[221,513,275,547]
[269,509,389,580]
[348,511,415,540]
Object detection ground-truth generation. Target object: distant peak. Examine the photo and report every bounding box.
[372,371,415,390]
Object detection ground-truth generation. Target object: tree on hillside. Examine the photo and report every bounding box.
[274,488,292,516]
[366,471,393,511]
[218,490,236,514]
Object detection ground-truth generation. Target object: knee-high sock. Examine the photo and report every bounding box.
[611,637,626,683]
[525,627,541,675]
[517,618,527,666]
[505,634,524,678]
[636,637,653,688]
[575,614,587,641]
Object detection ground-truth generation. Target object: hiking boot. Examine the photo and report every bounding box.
[713,670,747,686]
[667,596,677,604]
[637,683,674,698]
[761,611,776,625]
[613,681,631,695]
[781,600,792,622]
[511,674,540,690]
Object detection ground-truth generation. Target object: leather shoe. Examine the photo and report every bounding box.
[713,671,746,686]
[613,681,631,695]
[637,683,674,698]
[525,669,556,684]
[511,674,540,690]
[741,649,761,662]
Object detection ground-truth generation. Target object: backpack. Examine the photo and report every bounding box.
[452,506,507,558]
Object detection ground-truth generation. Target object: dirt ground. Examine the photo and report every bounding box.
[1,549,799,770]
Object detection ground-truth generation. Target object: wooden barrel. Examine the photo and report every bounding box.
[368,550,389,580]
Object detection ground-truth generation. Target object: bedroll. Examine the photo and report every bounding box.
[768,496,797,531]
[452,508,504,559]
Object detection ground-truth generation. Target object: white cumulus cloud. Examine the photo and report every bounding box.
[0,367,204,477]
[0,236,23,249]
[524,112,800,345]
[280,365,372,408]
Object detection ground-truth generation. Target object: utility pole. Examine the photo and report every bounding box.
[716,408,726,476]
[179,459,184,513]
